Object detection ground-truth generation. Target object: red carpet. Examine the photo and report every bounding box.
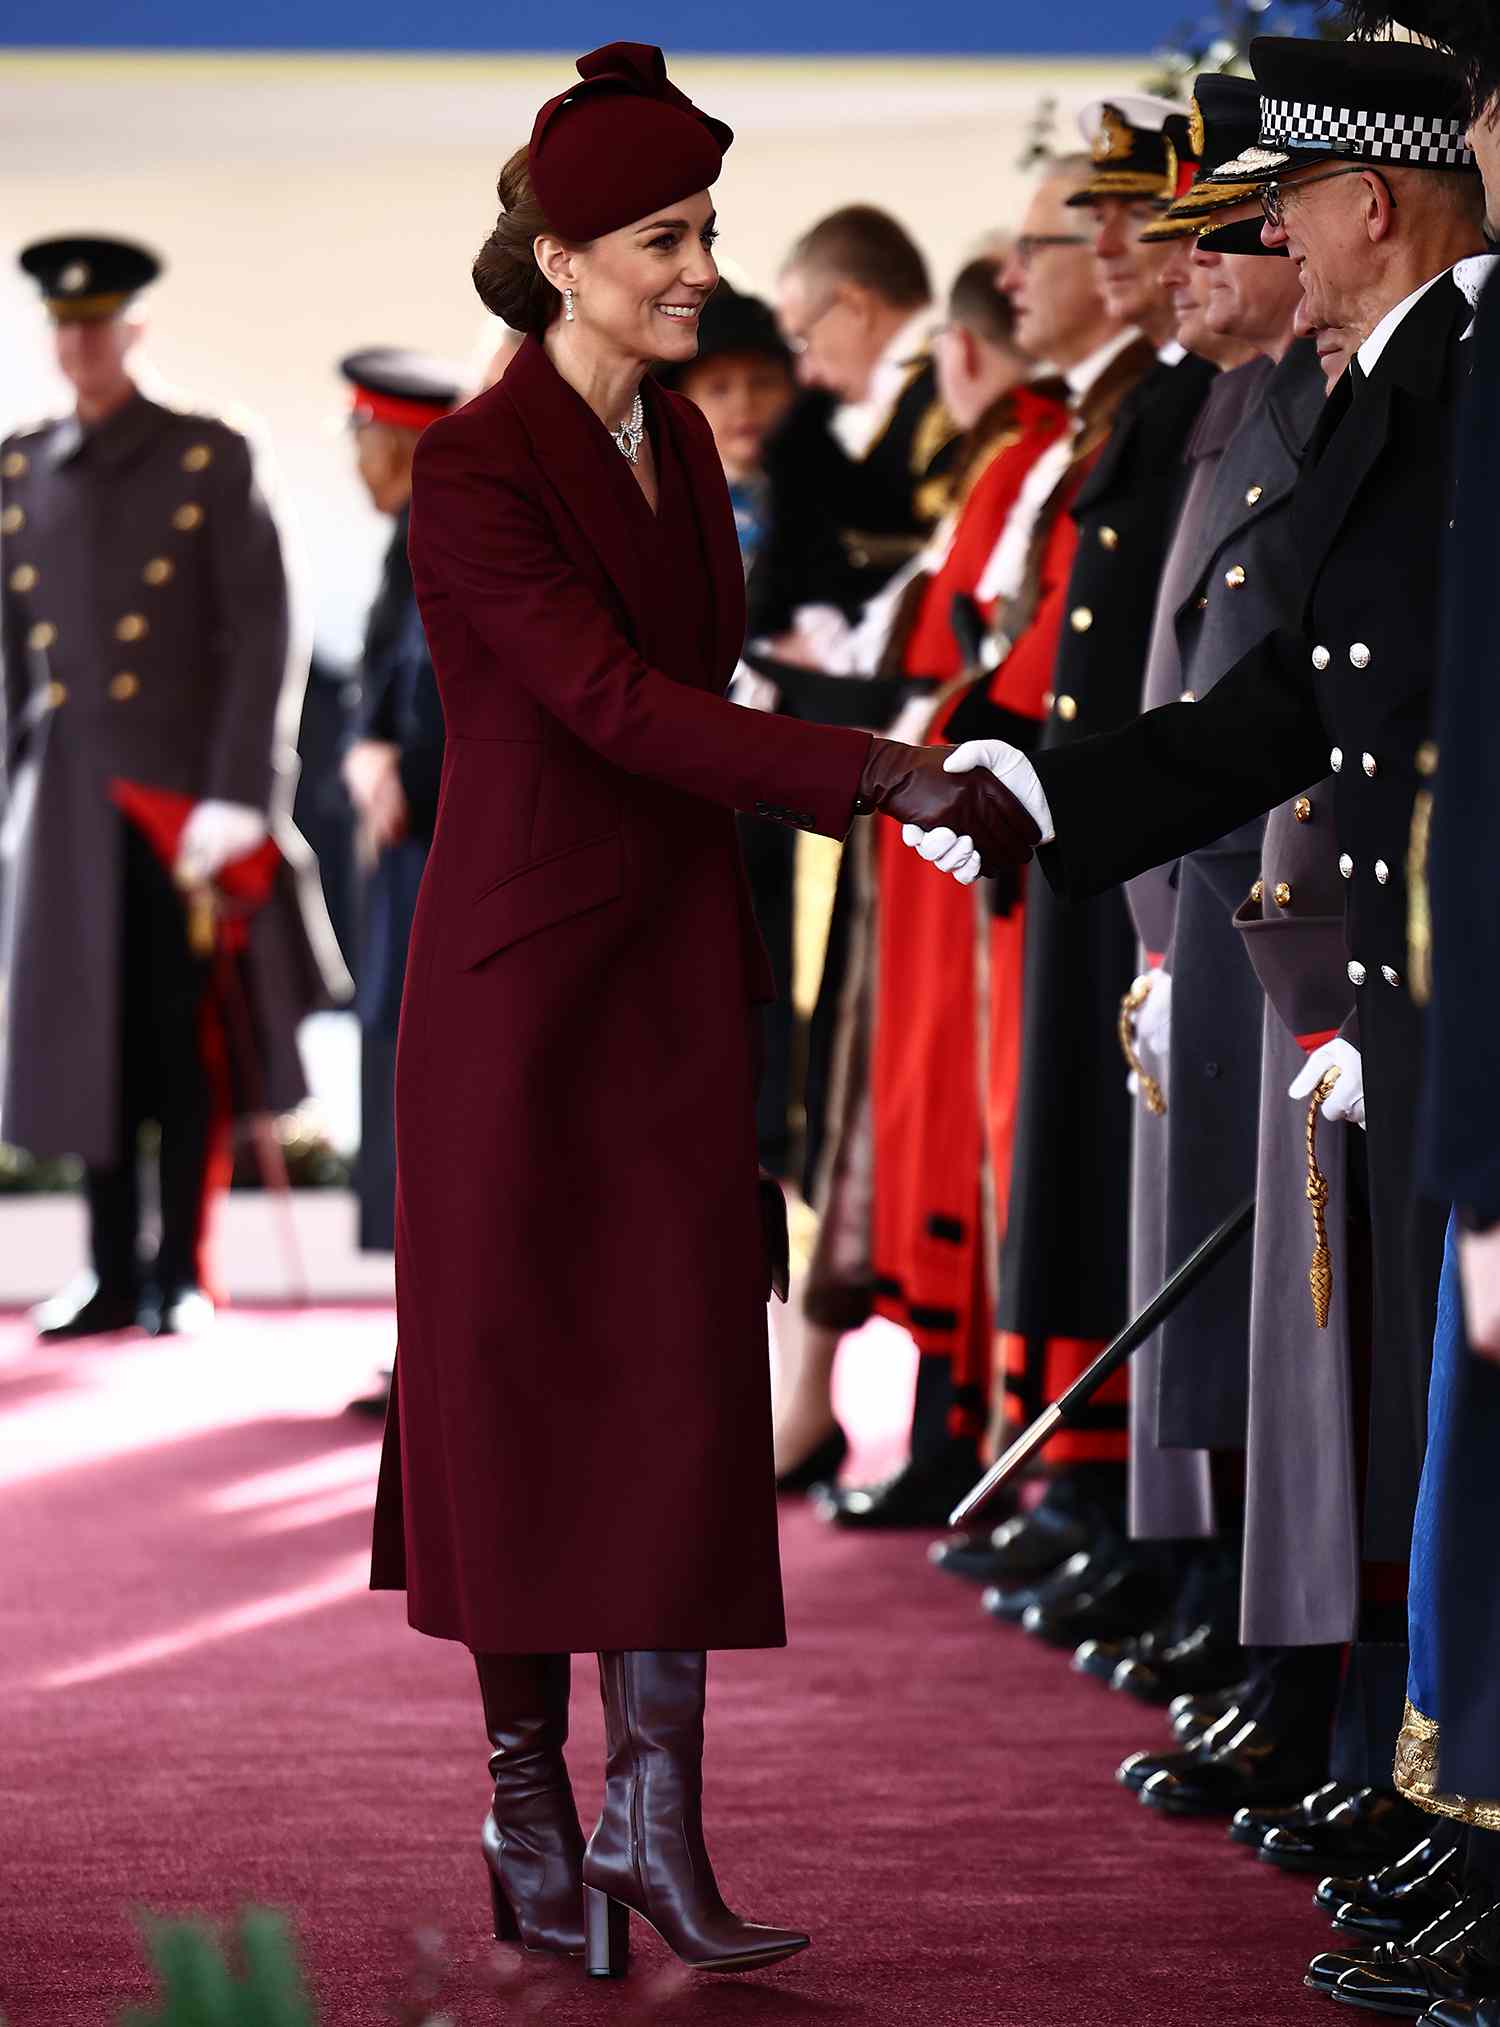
[0,1308,1335,2026]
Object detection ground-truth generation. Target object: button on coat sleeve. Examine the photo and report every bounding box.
[408,430,870,840]
[1031,628,1330,901]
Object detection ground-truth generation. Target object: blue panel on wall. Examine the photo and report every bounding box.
[1,0,1175,53]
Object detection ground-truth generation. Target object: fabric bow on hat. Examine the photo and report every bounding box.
[528,41,733,242]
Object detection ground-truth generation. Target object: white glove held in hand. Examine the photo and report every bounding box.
[943,739,1055,843]
[1134,969,1172,1058]
[1289,1037,1365,1129]
[176,800,269,885]
[1126,969,1171,1096]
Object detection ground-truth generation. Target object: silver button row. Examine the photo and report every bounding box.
[1311,643,1371,670]
[1347,960,1403,988]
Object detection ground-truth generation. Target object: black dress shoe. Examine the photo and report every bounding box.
[1261,1789,1431,1875]
[1112,1622,1248,1704]
[1332,1900,1500,2016]
[1171,1684,1245,1744]
[983,1541,1121,1625]
[824,1436,982,1530]
[1117,1703,1248,1791]
[1023,1557,1175,1649]
[1304,1899,1488,1997]
[1139,1718,1328,1817]
[775,1423,849,1496]
[1419,1999,1500,2026]
[1329,1846,1468,1941]
[1074,1627,1169,1685]
[32,1272,140,1341]
[1229,1780,1352,1848]
[139,1283,215,1337]
[930,1500,1092,1584]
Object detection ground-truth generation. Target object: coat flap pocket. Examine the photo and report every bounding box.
[459,833,621,969]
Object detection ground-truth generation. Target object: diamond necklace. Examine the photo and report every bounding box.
[612,394,646,464]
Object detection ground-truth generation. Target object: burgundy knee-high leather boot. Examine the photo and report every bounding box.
[582,1650,810,1976]
[473,1651,586,1955]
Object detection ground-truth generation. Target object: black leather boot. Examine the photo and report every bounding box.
[474,1651,586,1955]
[583,1650,809,1976]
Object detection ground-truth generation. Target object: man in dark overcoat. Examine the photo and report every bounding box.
[336,348,460,1256]
[0,236,331,1337]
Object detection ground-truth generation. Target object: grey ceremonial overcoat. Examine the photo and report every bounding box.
[0,391,330,1166]
[1123,362,1272,1539]
[1151,340,1328,1450]
[1233,780,1360,1646]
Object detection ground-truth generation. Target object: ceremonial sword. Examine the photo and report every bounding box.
[948,1194,1257,1530]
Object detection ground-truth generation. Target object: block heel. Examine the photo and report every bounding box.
[584,1885,630,1978]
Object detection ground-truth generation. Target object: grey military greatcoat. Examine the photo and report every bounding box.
[1124,359,1275,1540]
[1150,339,1329,1453]
[0,391,328,1166]
[1234,781,1360,1645]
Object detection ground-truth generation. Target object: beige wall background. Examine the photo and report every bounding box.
[0,51,1142,660]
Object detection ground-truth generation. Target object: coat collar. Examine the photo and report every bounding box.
[47,387,164,471]
[500,334,744,682]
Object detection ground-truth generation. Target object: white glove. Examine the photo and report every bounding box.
[1126,968,1171,1096]
[1134,969,1172,1058]
[1289,1037,1365,1129]
[903,825,984,885]
[943,738,1055,843]
[898,736,1056,887]
[176,800,268,885]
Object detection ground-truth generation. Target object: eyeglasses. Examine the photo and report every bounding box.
[1013,233,1089,267]
[1259,164,1399,229]
[782,293,842,356]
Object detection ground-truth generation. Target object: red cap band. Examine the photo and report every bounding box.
[349,386,451,431]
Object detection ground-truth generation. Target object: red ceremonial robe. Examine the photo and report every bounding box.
[870,390,1068,1435]
[369,335,869,1652]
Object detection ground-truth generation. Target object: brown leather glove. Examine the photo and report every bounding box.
[854,739,1040,873]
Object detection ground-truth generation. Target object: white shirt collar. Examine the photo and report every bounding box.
[830,307,935,460]
[1454,252,1500,336]
[1157,338,1187,366]
[1356,270,1448,379]
[1063,325,1139,404]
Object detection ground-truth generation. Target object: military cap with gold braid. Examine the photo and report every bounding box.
[1066,93,1200,207]
[1140,73,1317,241]
[19,235,161,324]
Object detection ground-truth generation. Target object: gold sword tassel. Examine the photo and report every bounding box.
[1305,1066,1341,1329]
[1119,976,1166,1117]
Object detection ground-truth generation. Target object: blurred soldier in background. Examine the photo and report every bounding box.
[338,348,460,1259]
[0,236,330,1340]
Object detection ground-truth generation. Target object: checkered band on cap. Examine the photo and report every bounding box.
[1260,96,1474,169]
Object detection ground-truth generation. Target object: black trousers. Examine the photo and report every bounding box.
[86,820,217,1294]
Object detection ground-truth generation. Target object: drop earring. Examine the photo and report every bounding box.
[563,287,576,323]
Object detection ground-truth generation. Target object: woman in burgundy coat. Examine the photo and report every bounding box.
[367,41,1030,1981]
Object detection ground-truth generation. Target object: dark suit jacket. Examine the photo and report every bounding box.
[370,334,869,1652]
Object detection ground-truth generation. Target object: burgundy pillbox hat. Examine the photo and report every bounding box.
[529,42,733,242]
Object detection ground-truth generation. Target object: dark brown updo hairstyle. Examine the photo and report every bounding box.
[473,145,573,338]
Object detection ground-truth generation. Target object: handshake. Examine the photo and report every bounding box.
[855,736,1050,881]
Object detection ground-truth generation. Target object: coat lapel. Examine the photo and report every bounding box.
[501,335,647,638]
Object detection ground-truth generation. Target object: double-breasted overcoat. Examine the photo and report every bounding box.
[0,392,326,1166]
[368,336,870,1652]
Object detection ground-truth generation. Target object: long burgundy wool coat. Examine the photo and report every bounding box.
[369,335,870,1652]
